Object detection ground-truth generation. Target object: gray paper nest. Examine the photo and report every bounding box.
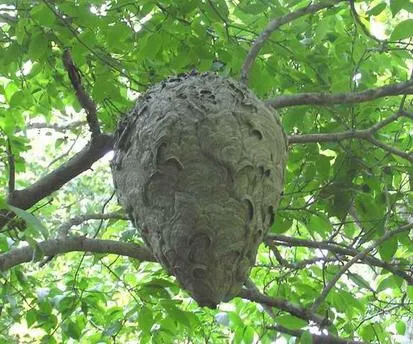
[111,72,287,308]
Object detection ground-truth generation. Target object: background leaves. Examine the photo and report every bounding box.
[0,0,412,343]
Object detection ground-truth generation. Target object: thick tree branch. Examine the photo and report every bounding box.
[240,0,345,84]
[238,288,330,326]
[27,120,86,132]
[268,324,364,344]
[310,222,413,312]
[0,236,155,271]
[62,49,101,137]
[265,234,413,285]
[265,79,413,108]
[1,134,114,229]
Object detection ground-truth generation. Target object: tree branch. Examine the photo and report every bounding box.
[310,222,413,312]
[265,79,413,108]
[27,120,86,132]
[1,134,114,229]
[0,236,155,271]
[265,234,413,285]
[287,111,413,162]
[58,212,128,237]
[62,49,101,137]
[267,324,364,344]
[240,0,345,84]
[238,288,330,326]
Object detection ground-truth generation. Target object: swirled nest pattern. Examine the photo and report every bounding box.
[111,72,288,308]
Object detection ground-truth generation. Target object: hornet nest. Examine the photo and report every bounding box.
[111,72,287,308]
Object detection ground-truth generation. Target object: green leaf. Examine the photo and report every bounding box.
[161,302,191,329]
[307,215,331,237]
[30,3,55,27]
[376,275,402,293]
[28,31,49,60]
[7,204,48,239]
[15,18,29,45]
[360,324,375,341]
[0,234,9,251]
[274,315,307,330]
[0,197,7,209]
[390,0,404,15]
[348,274,372,291]
[41,336,57,344]
[26,309,37,327]
[390,0,413,16]
[103,321,122,337]
[138,306,154,333]
[378,236,398,261]
[271,214,292,233]
[396,321,406,335]
[407,285,413,302]
[300,331,313,344]
[367,3,387,16]
[65,320,82,340]
[242,326,255,344]
[390,19,413,41]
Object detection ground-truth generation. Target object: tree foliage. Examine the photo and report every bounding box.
[0,0,412,343]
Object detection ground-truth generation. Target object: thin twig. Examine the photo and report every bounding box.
[267,241,339,269]
[265,234,413,285]
[47,134,80,168]
[73,192,116,286]
[240,0,345,84]
[310,222,413,312]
